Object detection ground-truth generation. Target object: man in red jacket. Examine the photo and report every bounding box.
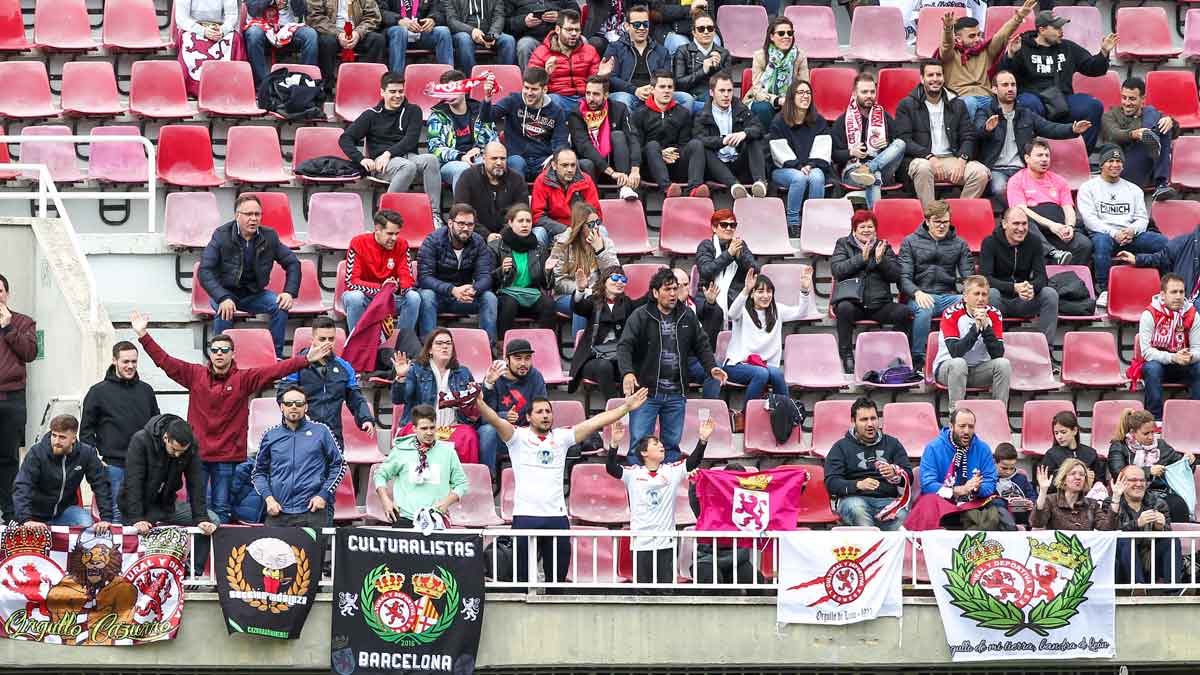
[0,273,37,523]
[531,148,603,239]
[130,310,332,524]
[528,9,611,111]
[342,208,422,335]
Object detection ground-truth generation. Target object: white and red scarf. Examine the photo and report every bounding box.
[844,96,886,158]
[1127,292,1196,388]
[242,8,303,46]
[877,463,910,522]
[423,72,497,100]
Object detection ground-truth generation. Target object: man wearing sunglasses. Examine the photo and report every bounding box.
[129,310,333,524]
[252,386,346,528]
[601,6,677,112]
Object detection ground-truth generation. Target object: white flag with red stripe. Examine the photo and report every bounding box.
[777,530,905,625]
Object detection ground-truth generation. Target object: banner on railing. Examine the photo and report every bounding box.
[923,530,1116,661]
[695,468,810,534]
[0,525,187,646]
[331,529,486,675]
[777,531,904,625]
[214,527,324,640]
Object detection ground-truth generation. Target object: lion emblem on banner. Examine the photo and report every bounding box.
[360,565,461,647]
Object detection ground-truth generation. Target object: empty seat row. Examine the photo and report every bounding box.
[0,0,166,54]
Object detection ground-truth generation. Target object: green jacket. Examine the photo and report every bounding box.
[374,434,468,519]
[427,100,498,163]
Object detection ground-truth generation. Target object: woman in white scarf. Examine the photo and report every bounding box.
[1106,408,1194,524]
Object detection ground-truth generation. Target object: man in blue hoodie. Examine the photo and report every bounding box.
[492,67,570,180]
[478,339,549,478]
[251,386,347,528]
[908,407,1014,531]
[278,317,375,451]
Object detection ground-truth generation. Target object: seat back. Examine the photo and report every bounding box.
[1163,400,1200,456]
[1071,71,1120,111]
[944,197,995,253]
[243,191,301,247]
[221,328,278,369]
[447,464,503,527]
[621,263,666,300]
[761,262,816,311]
[799,198,853,256]
[1146,71,1200,126]
[732,197,793,255]
[566,526,626,583]
[568,463,631,524]
[955,399,1011,451]
[129,60,191,118]
[551,399,586,429]
[1062,332,1123,390]
[447,327,492,379]
[292,125,351,167]
[1092,399,1140,451]
[1171,135,1200,189]
[983,5,1034,43]
[1020,400,1075,453]
[307,192,366,250]
[1116,7,1177,58]
[335,62,389,122]
[266,259,327,314]
[1185,9,1200,62]
[716,5,767,59]
[1005,330,1057,388]
[247,397,280,455]
[1056,5,1103,53]
[743,403,806,455]
[783,332,844,389]
[34,0,94,49]
[1107,265,1160,324]
[810,399,854,458]
[1152,201,1200,239]
[0,61,54,116]
[882,401,939,458]
[499,467,515,521]
[659,196,714,254]
[682,399,737,460]
[782,5,840,60]
[198,60,262,114]
[0,0,29,50]
[331,476,359,523]
[1044,263,1097,306]
[597,199,652,255]
[872,197,923,251]
[877,68,921,116]
[88,125,148,183]
[61,61,121,115]
[156,125,219,185]
[379,192,435,249]
[165,192,221,248]
[915,7,964,58]
[292,326,348,354]
[791,464,838,523]
[1042,136,1090,191]
[845,6,910,61]
[853,331,912,382]
[404,63,453,117]
[225,126,287,183]
[503,329,566,382]
[810,68,857,122]
[20,125,81,182]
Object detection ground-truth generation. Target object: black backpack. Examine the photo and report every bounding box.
[256,67,325,120]
[767,394,805,444]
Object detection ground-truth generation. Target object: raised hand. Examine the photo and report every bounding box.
[744,266,757,291]
[1100,33,1118,54]
[622,387,649,411]
[799,265,814,293]
[611,420,626,445]
[129,310,150,337]
[392,351,411,381]
[622,372,639,396]
[702,280,720,305]
[698,416,715,442]
[1036,464,1052,491]
[484,359,506,384]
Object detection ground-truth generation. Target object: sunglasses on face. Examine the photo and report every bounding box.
[694,24,715,32]
[585,219,602,228]
[717,221,738,230]
[630,20,649,29]
[774,30,793,37]
[209,346,232,354]
[609,273,628,284]
[281,400,307,408]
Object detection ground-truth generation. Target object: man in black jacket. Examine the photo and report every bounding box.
[899,200,974,372]
[692,70,767,200]
[508,0,571,69]
[617,267,726,463]
[120,414,218,535]
[198,193,301,359]
[80,341,160,524]
[339,71,442,221]
[894,62,989,209]
[980,208,1059,346]
[453,142,530,241]
[13,415,112,530]
[445,0,516,72]
[568,75,642,199]
[824,398,912,530]
[633,71,707,198]
[671,13,728,110]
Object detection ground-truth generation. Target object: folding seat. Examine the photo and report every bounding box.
[1092,399,1140,458]
[944,198,995,254]
[1106,265,1160,324]
[503,329,568,384]
[1071,71,1121,112]
[1005,331,1061,393]
[738,67,752,99]
[331,477,359,523]
[743,402,807,456]
[0,62,59,119]
[798,198,852,257]
[843,6,911,63]
[88,126,148,184]
[674,481,696,526]
[782,5,840,60]
[732,197,795,256]
[469,64,520,101]
[620,263,665,300]
[597,199,653,256]
[33,0,97,51]
[566,526,627,583]
[0,130,18,181]
[715,5,767,59]
[568,463,630,524]
[247,397,280,455]
[447,328,492,379]
[363,464,390,523]
[760,263,821,319]
[220,328,278,369]
[1163,400,1200,456]
[102,0,168,52]
[403,63,453,118]
[1042,136,1090,191]
[792,464,838,524]
[241,191,302,248]
[129,61,195,120]
[198,61,266,117]
[156,125,223,187]
[1019,399,1074,457]
[915,7,964,59]
[880,401,939,459]
[61,62,125,117]
[809,399,854,458]
[224,126,290,185]
[854,331,919,390]
[266,260,329,315]
[783,333,847,390]
[19,126,83,183]
[372,192,434,251]
[1170,135,1200,190]
[306,192,366,250]
[448,464,503,527]
[1061,331,1125,391]
[498,467,515,521]
[1184,9,1200,66]
[810,68,858,122]
[338,406,385,466]
[659,196,714,256]
[334,62,389,122]
[165,193,220,248]
[292,326,347,354]
[292,126,358,185]
[1115,8,1180,63]
[1146,71,1200,130]
[1056,5,1103,54]
[0,0,30,52]
[983,6,1034,44]
[872,198,923,252]
[1044,264,1102,322]
[877,68,921,117]
[681,399,738,460]
[333,259,348,320]
[1151,201,1200,239]
[955,399,1011,451]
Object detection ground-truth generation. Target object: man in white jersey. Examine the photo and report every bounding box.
[476,387,648,583]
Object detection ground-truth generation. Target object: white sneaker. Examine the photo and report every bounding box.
[618,185,638,201]
[731,183,749,199]
[1096,291,1108,308]
[751,180,768,198]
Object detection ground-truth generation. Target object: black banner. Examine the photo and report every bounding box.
[213,527,324,640]
[331,529,485,675]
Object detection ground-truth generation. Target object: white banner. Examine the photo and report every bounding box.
[922,531,1116,661]
[777,531,904,625]
[879,0,988,45]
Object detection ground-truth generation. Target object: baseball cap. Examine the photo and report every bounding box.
[505,339,535,357]
[1035,11,1069,29]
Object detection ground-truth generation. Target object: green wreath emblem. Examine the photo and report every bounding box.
[360,564,461,646]
[943,531,1094,637]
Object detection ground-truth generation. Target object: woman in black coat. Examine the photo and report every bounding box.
[1108,407,1196,524]
[490,203,557,338]
[569,264,634,399]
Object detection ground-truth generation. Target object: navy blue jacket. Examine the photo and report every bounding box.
[391,362,476,425]
[252,417,346,514]
[231,459,265,524]
[14,437,113,523]
[279,352,373,445]
[417,225,495,296]
[492,92,569,168]
[1135,228,1200,298]
[483,368,548,426]
[603,34,672,95]
[198,221,300,304]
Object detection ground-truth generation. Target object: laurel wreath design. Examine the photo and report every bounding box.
[943,531,1093,637]
[360,564,460,646]
[225,544,311,614]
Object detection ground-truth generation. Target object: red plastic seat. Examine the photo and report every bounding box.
[743,402,807,455]
[944,197,995,254]
[363,463,389,523]
[799,198,853,256]
[1042,136,1090,191]
[504,329,568,384]
[156,125,223,187]
[292,126,358,185]
[620,263,664,300]
[810,68,858,122]
[792,464,838,524]
[783,333,847,390]
[681,399,738,460]
[1061,331,1125,388]
[447,328,491,379]
[341,406,384,465]
[568,463,630,524]
[241,191,302,248]
[1044,264,1102,321]
[716,5,767,59]
[129,61,195,120]
[469,64,520,101]
[955,399,1011,451]
[1115,7,1180,62]
[333,259,348,320]
[34,0,97,51]
[0,62,59,118]
[983,6,1034,44]
[1019,400,1074,457]
[1152,201,1200,239]
[597,198,653,256]
[307,192,366,249]
[265,259,329,315]
[1146,71,1200,130]
[809,399,853,458]
[782,5,840,60]
[1184,9,1200,65]
[659,196,714,255]
[566,526,627,583]
[1056,5,1103,54]
[877,67,921,117]
[872,198,923,251]
[915,7,964,59]
[760,263,820,319]
[61,62,125,117]
[403,63,453,118]
[199,61,266,117]
[1005,331,1061,393]
[1091,399,1139,457]
[224,126,290,185]
[292,326,348,354]
[447,464,503,527]
[1163,400,1200,456]
[103,0,169,52]
[247,397,279,454]
[882,401,939,459]
[1071,71,1120,112]
[843,6,912,63]
[1170,135,1200,189]
[854,331,918,389]
[332,476,359,523]
[20,125,83,183]
[87,125,149,184]
[1106,265,1160,324]
[334,62,388,122]
[379,192,435,249]
[220,328,277,369]
[165,193,221,248]
[270,62,323,80]
[0,0,30,52]
[732,197,794,256]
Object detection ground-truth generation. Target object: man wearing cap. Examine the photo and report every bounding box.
[1100,76,1178,201]
[477,339,549,478]
[1078,145,1169,309]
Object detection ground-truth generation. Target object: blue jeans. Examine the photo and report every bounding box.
[1122,107,1174,187]
[687,357,721,399]
[549,93,580,111]
[836,495,907,531]
[908,293,961,360]
[1141,360,1200,419]
[244,25,319,87]
[417,288,498,341]
[772,167,826,227]
[960,95,993,127]
[49,505,94,527]
[202,461,237,524]
[990,166,1022,201]
[106,464,124,524]
[722,362,787,404]
[1016,92,1102,151]
[451,31,515,72]
[342,288,422,334]
[628,391,686,464]
[1091,231,1169,292]
[386,25,453,73]
[441,160,473,191]
[608,90,693,113]
[477,422,506,478]
[507,153,546,181]
[211,289,288,358]
[555,294,588,337]
[841,139,905,207]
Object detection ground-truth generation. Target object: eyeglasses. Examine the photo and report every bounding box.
[209,346,232,354]
[236,211,262,217]
[930,218,952,226]
[450,220,474,227]
[694,24,715,32]
[773,30,793,37]
[716,220,738,230]
[432,340,454,347]
[281,400,307,408]
[609,273,628,283]
[629,20,649,29]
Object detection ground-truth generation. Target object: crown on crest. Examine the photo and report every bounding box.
[2,526,52,556]
[1028,538,1084,570]
[964,539,1004,567]
[832,545,862,562]
[412,573,447,599]
[143,526,189,559]
[737,473,772,491]
[374,571,407,594]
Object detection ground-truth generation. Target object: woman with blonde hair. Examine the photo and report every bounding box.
[1031,458,1117,531]
[1108,408,1195,524]
[552,202,618,336]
